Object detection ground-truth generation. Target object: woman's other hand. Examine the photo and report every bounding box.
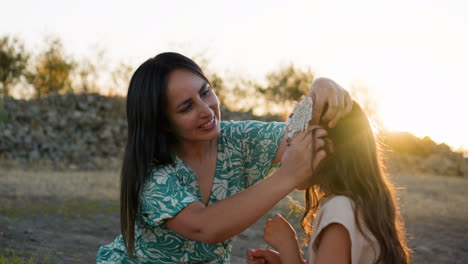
[247,249,281,264]
[263,214,298,252]
[280,126,328,186]
[308,77,352,128]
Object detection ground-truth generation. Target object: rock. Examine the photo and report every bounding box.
[0,93,463,174]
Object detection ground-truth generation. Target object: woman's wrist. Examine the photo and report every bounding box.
[274,166,299,189]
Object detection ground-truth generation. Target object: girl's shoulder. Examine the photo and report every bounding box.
[313,196,359,238]
[315,195,356,227]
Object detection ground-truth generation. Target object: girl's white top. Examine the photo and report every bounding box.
[286,96,313,138]
[307,195,381,264]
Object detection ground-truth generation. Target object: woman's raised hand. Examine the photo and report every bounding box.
[280,126,328,187]
[308,77,353,128]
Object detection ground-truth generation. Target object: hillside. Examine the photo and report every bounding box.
[0,93,465,176]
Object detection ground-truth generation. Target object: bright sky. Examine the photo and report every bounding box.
[2,0,468,151]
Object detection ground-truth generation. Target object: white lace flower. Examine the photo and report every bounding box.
[286,95,314,138]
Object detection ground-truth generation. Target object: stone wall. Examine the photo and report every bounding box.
[0,93,281,170]
[0,93,465,176]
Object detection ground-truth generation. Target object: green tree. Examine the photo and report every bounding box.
[76,57,99,93]
[26,38,75,98]
[110,62,134,95]
[75,48,111,94]
[0,36,30,97]
[257,63,315,116]
[208,72,228,106]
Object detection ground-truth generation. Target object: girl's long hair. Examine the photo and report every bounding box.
[301,102,412,264]
[121,52,210,259]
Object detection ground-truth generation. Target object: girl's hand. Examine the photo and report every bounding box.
[308,77,353,128]
[247,249,281,264]
[280,126,328,186]
[263,214,298,252]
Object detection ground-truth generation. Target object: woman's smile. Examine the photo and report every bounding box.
[199,116,216,130]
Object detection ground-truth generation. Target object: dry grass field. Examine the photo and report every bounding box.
[0,169,467,263]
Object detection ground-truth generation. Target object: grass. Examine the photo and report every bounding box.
[231,172,468,264]
[0,197,119,219]
[0,169,120,220]
[0,249,39,264]
[1,168,467,263]
[0,169,119,201]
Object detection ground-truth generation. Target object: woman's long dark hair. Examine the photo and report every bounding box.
[121,52,210,259]
[301,102,412,264]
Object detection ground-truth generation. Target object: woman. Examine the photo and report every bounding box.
[97,52,352,263]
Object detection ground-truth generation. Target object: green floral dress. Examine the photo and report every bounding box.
[96,120,285,263]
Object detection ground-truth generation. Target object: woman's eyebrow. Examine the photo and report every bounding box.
[176,81,209,109]
[198,81,209,93]
[176,98,191,109]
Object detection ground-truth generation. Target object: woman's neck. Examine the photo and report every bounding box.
[173,139,218,163]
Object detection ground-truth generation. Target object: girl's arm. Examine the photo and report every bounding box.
[165,128,327,244]
[314,223,351,264]
[263,214,304,264]
[247,249,282,264]
[271,77,351,164]
[247,249,308,264]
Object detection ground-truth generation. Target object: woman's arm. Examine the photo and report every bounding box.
[165,128,327,244]
[166,167,296,244]
[271,77,351,164]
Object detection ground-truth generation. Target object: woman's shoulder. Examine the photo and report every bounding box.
[144,163,180,188]
[149,163,177,176]
[220,120,261,131]
[220,120,285,138]
[219,120,255,138]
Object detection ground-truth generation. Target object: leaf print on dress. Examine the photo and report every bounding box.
[211,179,228,200]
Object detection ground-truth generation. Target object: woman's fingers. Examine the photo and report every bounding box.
[312,126,328,138]
[325,137,334,153]
[321,94,340,123]
[314,138,325,151]
[328,93,345,128]
[292,126,326,143]
[343,91,353,117]
[289,127,328,154]
[313,149,327,169]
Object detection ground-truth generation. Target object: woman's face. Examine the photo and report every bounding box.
[166,69,221,144]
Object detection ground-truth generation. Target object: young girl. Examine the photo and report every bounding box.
[247,100,412,264]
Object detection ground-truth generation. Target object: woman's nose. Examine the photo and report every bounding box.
[199,100,213,117]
